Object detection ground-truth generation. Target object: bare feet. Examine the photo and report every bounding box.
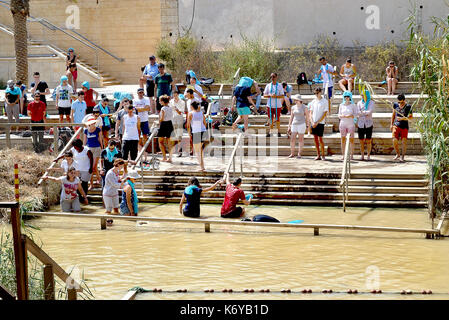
[314,156,322,161]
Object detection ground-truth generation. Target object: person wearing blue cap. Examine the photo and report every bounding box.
[81,81,99,114]
[55,75,74,124]
[356,90,375,161]
[338,91,358,160]
[4,80,21,132]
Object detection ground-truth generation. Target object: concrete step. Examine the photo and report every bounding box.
[86,195,427,208]
[136,175,428,187]
[209,145,329,156]
[88,187,427,201]
[90,182,427,194]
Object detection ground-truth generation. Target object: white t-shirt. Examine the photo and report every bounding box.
[160,105,173,122]
[186,99,193,113]
[170,98,186,122]
[133,97,151,122]
[308,98,328,124]
[184,84,203,102]
[338,103,358,127]
[263,83,284,108]
[122,114,139,140]
[59,176,80,201]
[61,159,75,173]
[70,147,90,172]
[320,63,335,88]
[103,169,121,197]
[56,85,74,108]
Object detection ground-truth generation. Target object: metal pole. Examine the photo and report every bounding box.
[240,135,243,178]
[152,134,155,176]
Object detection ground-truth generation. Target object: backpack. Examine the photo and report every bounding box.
[297,72,308,85]
[223,110,238,126]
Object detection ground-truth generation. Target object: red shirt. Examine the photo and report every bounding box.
[28,101,46,122]
[221,184,245,216]
[84,89,96,107]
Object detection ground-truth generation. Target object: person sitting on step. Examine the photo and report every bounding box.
[179,177,223,218]
[221,174,252,219]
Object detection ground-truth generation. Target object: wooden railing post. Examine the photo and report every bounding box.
[5,124,11,149]
[67,288,77,300]
[43,264,55,300]
[10,204,29,300]
[53,126,58,154]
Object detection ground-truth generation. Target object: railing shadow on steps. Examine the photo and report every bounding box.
[0,202,83,300]
[223,132,244,181]
[340,133,351,212]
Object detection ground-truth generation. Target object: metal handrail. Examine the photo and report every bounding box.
[223,132,243,180]
[131,127,159,196]
[38,127,83,185]
[340,133,351,212]
[68,28,125,62]
[232,67,241,91]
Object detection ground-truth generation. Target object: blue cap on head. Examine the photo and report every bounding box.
[60,75,68,86]
[82,81,90,90]
[68,47,75,54]
[342,91,354,104]
[188,70,201,85]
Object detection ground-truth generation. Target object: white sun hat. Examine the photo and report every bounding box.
[126,169,142,180]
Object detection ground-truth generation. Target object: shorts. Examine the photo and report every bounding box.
[358,126,373,140]
[237,106,251,116]
[393,126,408,140]
[311,123,325,137]
[146,80,155,97]
[221,207,244,218]
[291,123,306,134]
[158,121,174,138]
[267,107,281,122]
[192,131,209,144]
[326,86,333,99]
[71,70,78,81]
[88,146,102,158]
[140,121,150,135]
[339,123,355,138]
[183,208,200,218]
[58,107,71,115]
[79,171,92,182]
[61,197,81,212]
[103,195,119,211]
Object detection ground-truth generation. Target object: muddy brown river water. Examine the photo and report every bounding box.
[2,203,449,300]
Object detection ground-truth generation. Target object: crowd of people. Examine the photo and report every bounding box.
[2,49,413,218]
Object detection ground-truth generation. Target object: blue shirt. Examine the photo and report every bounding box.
[71,100,87,124]
[143,63,159,80]
[84,127,101,148]
[183,185,202,217]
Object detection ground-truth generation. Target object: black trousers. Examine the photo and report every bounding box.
[122,140,139,160]
[146,80,155,98]
[31,121,45,153]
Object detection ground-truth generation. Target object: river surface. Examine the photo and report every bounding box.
[3,204,449,300]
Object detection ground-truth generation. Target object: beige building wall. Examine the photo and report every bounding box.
[0,0,178,85]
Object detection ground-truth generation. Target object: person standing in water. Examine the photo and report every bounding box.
[120,170,141,216]
[179,177,223,218]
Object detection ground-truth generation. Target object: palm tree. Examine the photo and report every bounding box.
[10,0,29,85]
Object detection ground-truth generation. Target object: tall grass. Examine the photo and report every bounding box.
[406,10,449,210]
[0,228,94,300]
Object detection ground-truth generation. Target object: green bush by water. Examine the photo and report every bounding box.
[156,34,417,83]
